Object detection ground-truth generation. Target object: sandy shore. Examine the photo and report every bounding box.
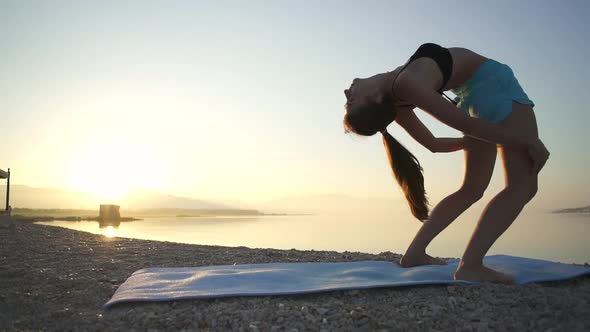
[1,222,588,331]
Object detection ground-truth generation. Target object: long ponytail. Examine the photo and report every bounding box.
[381,130,429,222]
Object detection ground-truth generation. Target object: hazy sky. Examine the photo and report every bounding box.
[1,0,588,209]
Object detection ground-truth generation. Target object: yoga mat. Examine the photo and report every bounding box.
[105,255,590,307]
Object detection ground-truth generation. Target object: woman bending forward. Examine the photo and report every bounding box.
[343,43,549,284]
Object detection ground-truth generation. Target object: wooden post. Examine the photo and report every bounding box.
[6,168,10,213]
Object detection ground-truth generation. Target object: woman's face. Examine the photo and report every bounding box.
[344,77,370,108]
[344,74,385,114]
[344,67,412,112]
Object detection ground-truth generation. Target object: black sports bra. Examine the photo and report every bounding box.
[395,43,458,105]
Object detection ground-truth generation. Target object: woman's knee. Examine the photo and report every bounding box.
[504,183,537,204]
[457,186,486,205]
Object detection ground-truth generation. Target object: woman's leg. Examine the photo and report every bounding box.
[455,102,539,284]
[400,137,497,267]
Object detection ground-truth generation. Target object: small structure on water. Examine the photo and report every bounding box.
[99,204,121,221]
[99,204,121,228]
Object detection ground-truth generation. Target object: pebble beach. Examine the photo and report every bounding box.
[1,221,589,331]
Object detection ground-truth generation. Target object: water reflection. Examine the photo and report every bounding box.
[98,219,120,238]
[98,219,121,228]
[102,225,117,238]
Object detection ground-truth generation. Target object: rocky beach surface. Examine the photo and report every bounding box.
[1,221,588,331]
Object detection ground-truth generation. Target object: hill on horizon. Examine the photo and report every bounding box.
[254,193,406,215]
[552,205,590,214]
[0,185,406,215]
[0,185,237,210]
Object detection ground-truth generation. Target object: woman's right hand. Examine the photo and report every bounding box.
[527,139,550,174]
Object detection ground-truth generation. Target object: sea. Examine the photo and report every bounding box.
[37,209,589,264]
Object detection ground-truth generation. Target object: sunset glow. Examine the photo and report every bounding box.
[1,1,588,210]
[67,139,163,200]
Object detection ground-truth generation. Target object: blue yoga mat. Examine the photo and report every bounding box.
[104,255,589,307]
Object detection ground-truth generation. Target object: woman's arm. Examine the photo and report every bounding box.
[395,73,549,173]
[396,109,464,152]
[394,73,535,147]
[436,138,465,152]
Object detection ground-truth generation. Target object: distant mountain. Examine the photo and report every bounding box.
[1,185,96,209]
[117,189,233,210]
[0,185,407,216]
[254,193,405,215]
[0,185,238,210]
[552,205,590,214]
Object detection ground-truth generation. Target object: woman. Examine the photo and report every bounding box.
[343,43,549,284]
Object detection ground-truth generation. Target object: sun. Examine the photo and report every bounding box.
[68,139,163,201]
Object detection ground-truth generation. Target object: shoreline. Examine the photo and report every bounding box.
[1,222,589,331]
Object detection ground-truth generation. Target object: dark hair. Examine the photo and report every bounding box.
[344,100,429,221]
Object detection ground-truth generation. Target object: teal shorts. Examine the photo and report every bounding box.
[451,59,534,123]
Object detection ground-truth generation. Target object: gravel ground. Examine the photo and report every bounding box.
[1,221,588,331]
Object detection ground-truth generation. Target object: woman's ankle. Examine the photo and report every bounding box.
[405,245,426,256]
[458,258,483,269]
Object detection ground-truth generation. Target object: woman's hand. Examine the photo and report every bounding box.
[527,139,550,174]
[433,137,465,153]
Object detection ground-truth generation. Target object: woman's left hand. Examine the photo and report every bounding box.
[527,139,550,174]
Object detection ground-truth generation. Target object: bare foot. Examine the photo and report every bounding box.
[454,264,516,285]
[400,252,447,267]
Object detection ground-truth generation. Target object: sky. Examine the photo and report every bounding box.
[1,0,589,210]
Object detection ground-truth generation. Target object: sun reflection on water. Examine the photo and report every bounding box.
[102,226,118,238]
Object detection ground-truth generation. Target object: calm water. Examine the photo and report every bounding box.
[38,211,589,264]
